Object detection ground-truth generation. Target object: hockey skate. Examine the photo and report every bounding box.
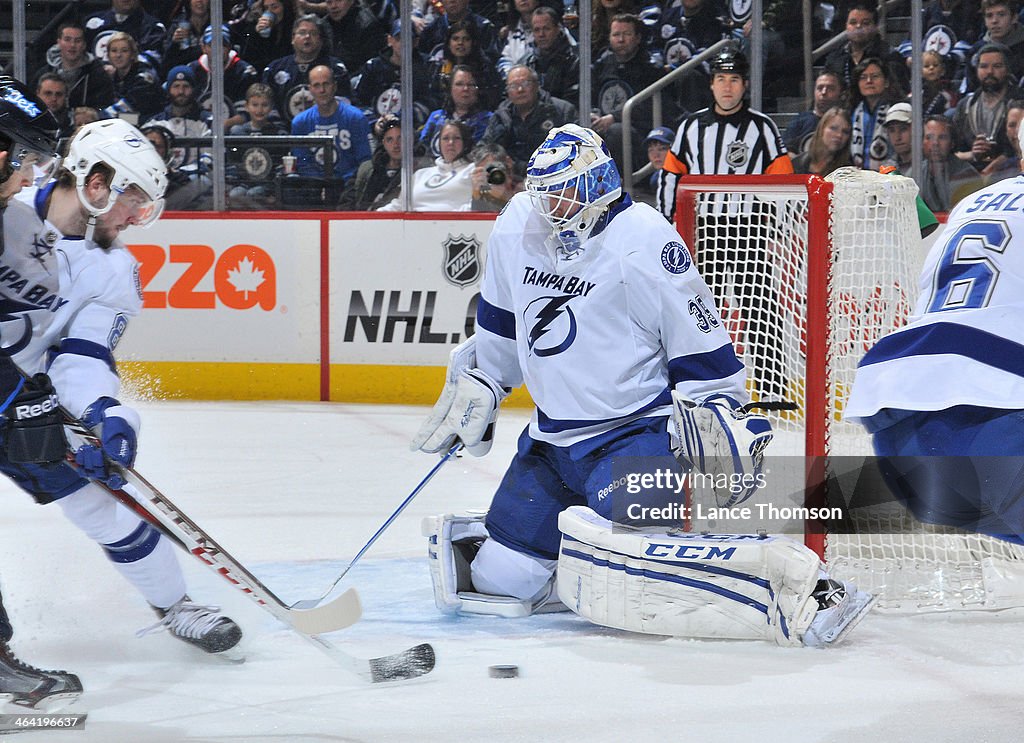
[141,596,242,655]
[802,579,877,648]
[0,641,82,712]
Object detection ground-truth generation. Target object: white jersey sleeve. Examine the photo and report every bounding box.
[474,194,533,390]
[617,209,749,407]
[846,174,1024,423]
[44,237,143,418]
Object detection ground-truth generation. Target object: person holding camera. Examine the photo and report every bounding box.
[377,120,475,211]
[951,44,1023,176]
[470,141,523,211]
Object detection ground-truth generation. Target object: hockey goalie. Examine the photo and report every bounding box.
[412,124,875,647]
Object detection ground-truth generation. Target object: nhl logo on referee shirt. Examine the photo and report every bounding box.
[442,234,481,287]
[726,141,750,169]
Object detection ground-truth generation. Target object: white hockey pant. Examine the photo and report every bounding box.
[57,482,186,609]
[422,512,562,617]
[556,506,821,646]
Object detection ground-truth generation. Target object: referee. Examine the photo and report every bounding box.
[656,48,792,400]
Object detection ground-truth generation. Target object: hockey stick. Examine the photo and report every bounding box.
[50,403,435,682]
[291,442,463,611]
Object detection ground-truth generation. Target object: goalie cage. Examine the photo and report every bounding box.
[672,167,1024,613]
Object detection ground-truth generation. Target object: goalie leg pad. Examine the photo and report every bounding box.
[556,506,822,645]
[422,512,563,617]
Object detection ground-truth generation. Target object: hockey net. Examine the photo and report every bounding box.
[673,168,1024,612]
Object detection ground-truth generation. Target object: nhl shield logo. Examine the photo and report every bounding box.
[726,141,749,169]
[442,234,481,287]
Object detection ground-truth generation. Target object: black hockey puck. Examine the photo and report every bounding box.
[488,664,519,679]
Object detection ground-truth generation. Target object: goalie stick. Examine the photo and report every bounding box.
[53,403,435,683]
[291,443,463,611]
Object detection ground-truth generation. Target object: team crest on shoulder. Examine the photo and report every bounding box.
[660,241,691,274]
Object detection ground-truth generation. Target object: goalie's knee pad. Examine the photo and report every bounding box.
[556,506,824,646]
[422,512,564,617]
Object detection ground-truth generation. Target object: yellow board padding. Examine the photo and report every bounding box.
[117,361,323,401]
[117,361,535,407]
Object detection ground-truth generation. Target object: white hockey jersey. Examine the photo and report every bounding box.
[846,174,1024,423]
[476,192,748,446]
[2,185,142,419]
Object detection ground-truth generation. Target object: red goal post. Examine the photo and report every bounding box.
[670,168,1024,612]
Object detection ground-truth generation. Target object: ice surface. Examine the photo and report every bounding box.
[3,401,1023,742]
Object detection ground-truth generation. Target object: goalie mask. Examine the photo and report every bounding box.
[65,118,168,233]
[0,76,60,189]
[525,124,622,255]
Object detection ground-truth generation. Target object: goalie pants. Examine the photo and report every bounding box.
[869,404,1024,544]
[0,445,187,609]
[485,416,682,561]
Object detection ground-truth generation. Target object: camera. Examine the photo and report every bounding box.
[485,162,507,186]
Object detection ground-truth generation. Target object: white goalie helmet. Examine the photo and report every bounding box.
[65,118,168,228]
[525,123,622,254]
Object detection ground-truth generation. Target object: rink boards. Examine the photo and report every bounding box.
[116,211,531,404]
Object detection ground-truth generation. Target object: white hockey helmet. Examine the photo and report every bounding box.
[65,118,168,228]
[525,123,622,254]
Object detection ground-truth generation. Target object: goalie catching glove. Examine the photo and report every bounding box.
[411,337,507,457]
[74,397,140,490]
[671,392,773,507]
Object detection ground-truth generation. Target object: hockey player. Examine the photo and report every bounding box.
[845,120,1024,543]
[0,76,82,710]
[0,117,242,655]
[415,124,874,647]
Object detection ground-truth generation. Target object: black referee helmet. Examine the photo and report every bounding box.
[708,48,750,78]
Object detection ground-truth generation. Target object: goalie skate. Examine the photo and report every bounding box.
[0,641,82,712]
[803,579,877,648]
[141,596,243,655]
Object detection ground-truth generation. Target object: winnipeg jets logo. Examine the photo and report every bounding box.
[525,295,577,357]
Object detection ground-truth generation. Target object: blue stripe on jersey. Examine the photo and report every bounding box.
[860,321,1024,376]
[590,193,633,240]
[34,182,57,221]
[667,343,744,386]
[536,387,673,432]
[55,338,117,375]
[560,543,769,616]
[477,297,516,340]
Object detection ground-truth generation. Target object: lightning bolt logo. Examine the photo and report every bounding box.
[0,295,38,357]
[526,295,577,357]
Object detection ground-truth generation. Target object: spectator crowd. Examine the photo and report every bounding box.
[22,0,1024,212]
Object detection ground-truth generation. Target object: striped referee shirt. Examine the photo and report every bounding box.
[656,105,794,221]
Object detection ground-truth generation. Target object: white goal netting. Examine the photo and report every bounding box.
[677,168,1024,612]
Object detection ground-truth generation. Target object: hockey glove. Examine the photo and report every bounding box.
[412,368,507,457]
[671,392,773,507]
[74,397,140,490]
[2,374,68,465]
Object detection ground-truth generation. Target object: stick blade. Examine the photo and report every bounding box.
[288,588,362,635]
[368,643,436,683]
